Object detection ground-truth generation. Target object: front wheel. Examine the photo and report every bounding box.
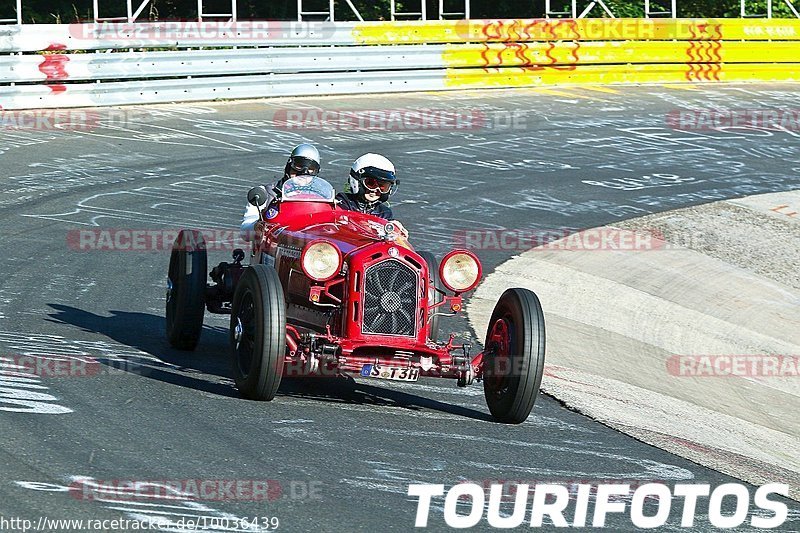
[483,288,546,424]
[229,264,286,401]
[166,230,207,350]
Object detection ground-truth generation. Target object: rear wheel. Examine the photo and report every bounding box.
[230,264,286,401]
[166,230,207,350]
[419,251,443,343]
[483,288,546,424]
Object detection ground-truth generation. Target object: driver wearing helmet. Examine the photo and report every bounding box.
[336,153,398,221]
[279,143,321,188]
[241,143,321,241]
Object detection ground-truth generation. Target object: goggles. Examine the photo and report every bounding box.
[359,166,397,195]
[363,176,395,194]
[289,156,320,176]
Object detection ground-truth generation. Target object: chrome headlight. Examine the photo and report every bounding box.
[301,240,342,282]
[439,250,482,293]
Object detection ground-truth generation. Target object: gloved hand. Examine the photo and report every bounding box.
[392,220,409,238]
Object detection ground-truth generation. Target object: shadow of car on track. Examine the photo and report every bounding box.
[46,304,494,422]
[46,304,238,398]
[277,377,494,422]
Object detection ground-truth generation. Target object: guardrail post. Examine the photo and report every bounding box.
[196,0,235,21]
[645,0,677,18]
[545,0,614,18]
[91,0,159,22]
[298,0,335,21]
[439,0,470,19]
[92,0,126,22]
[391,0,427,20]
[741,0,773,18]
[578,0,616,17]
[785,0,800,17]
[0,0,22,23]
[545,0,577,18]
[343,0,364,21]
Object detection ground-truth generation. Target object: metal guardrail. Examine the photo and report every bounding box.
[0,46,451,82]
[1,18,799,110]
[4,60,797,110]
[4,40,799,84]
[0,68,450,109]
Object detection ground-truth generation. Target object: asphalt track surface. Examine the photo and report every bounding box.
[1,83,799,532]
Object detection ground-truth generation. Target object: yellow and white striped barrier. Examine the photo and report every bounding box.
[444,62,800,89]
[441,41,799,68]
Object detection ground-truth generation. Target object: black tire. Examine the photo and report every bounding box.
[166,230,207,350]
[419,251,444,343]
[483,288,546,424]
[229,264,286,401]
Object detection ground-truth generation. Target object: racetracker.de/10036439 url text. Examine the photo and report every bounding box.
[0,516,280,532]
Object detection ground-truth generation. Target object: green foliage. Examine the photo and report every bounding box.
[603,0,645,17]
[13,0,800,24]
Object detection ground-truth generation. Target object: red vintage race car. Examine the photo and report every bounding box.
[166,175,545,423]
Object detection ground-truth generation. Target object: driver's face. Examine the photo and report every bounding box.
[364,190,381,202]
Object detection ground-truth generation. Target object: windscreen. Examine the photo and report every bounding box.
[281,175,336,202]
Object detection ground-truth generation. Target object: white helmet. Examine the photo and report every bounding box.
[348,153,398,203]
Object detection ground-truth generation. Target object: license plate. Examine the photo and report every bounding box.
[360,364,419,382]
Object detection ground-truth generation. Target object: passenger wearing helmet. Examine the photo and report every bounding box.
[241,143,321,241]
[336,153,398,221]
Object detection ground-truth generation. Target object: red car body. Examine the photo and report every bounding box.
[253,194,481,382]
[167,175,545,423]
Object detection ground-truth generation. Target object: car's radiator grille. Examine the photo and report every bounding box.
[362,260,418,337]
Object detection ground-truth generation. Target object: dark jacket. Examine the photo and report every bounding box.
[335,192,394,220]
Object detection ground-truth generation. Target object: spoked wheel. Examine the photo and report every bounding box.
[483,288,546,424]
[166,230,207,350]
[229,264,286,401]
[419,251,444,343]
